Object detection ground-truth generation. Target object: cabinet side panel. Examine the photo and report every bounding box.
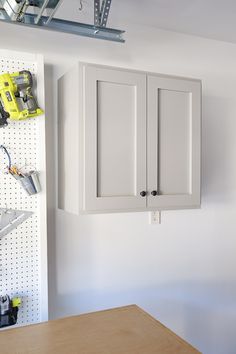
[158,89,191,195]
[58,68,79,214]
[97,81,136,197]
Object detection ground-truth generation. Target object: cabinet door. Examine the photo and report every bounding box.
[81,64,146,212]
[147,75,201,209]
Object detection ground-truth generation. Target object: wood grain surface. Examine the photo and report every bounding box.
[0,305,201,354]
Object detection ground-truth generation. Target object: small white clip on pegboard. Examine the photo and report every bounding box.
[0,208,33,240]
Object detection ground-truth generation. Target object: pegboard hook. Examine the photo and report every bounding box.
[0,145,11,170]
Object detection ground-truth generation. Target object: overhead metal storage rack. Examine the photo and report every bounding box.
[0,0,125,42]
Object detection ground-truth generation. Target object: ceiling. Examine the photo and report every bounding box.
[56,0,236,44]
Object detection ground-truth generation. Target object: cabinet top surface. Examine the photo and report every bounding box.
[79,61,202,84]
[0,305,201,354]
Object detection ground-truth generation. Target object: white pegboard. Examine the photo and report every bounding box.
[0,51,48,326]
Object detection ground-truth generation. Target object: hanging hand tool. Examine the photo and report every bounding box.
[0,295,11,316]
[0,294,21,328]
[0,70,43,123]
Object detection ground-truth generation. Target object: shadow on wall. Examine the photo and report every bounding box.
[201,94,236,205]
[44,64,58,318]
[53,281,236,354]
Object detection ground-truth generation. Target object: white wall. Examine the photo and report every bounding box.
[1,20,236,354]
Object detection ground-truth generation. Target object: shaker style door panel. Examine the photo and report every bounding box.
[147,75,201,209]
[82,64,147,212]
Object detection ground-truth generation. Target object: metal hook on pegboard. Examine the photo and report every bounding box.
[0,145,12,171]
[0,145,41,196]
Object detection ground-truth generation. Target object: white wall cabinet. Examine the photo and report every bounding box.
[58,63,201,214]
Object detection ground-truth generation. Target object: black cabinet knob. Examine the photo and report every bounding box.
[140,191,146,197]
[151,190,157,196]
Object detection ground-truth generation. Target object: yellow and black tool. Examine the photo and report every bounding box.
[0,70,43,125]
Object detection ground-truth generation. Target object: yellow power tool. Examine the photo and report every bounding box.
[0,70,43,123]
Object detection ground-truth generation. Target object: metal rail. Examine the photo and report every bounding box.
[94,0,100,26]
[35,0,50,24]
[0,12,125,42]
[45,0,63,24]
[100,0,112,27]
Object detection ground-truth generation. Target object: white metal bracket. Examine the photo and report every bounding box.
[0,208,33,240]
[149,211,161,225]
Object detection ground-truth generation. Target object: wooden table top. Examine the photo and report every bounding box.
[0,305,201,354]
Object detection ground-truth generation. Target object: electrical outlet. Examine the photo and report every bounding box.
[149,211,161,225]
